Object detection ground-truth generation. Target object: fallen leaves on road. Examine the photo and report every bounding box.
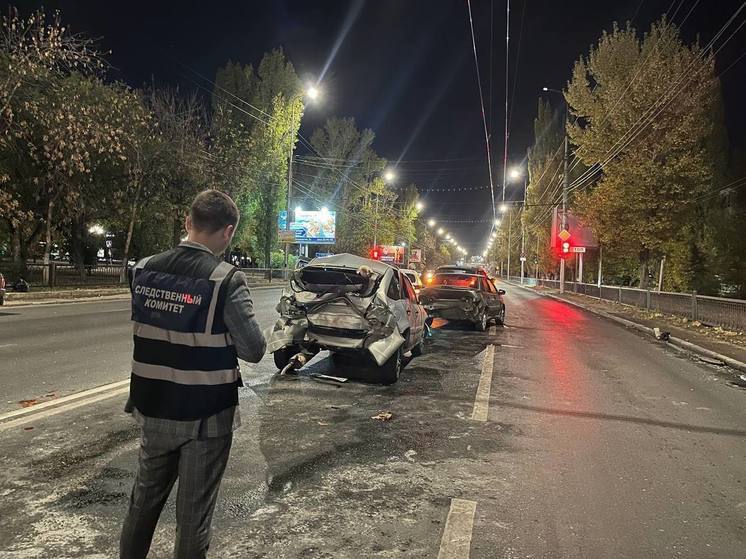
[371,411,393,422]
[18,392,57,408]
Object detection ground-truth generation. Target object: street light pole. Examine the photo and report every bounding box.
[283,118,295,269]
[506,210,512,280]
[543,87,570,294]
[520,176,527,285]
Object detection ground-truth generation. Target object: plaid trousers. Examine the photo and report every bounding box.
[120,427,233,559]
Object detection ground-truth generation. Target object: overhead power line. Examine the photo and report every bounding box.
[466,0,498,225]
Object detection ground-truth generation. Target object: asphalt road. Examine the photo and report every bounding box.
[0,287,284,414]
[0,282,744,558]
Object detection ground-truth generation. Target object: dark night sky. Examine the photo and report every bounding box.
[14,0,746,252]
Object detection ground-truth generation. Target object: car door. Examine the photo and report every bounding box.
[402,274,424,341]
[387,269,411,336]
[480,278,499,317]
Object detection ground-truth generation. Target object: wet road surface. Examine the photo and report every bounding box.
[0,282,744,558]
[0,287,283,413]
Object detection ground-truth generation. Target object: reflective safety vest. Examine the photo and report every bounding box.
[130,245,241,420]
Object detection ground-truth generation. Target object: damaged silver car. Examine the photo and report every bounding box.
[267,253,427,384]
[418,272,505,331]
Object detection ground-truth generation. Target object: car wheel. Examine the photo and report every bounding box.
[273,344,301,370]
[474,311,487,332]
[495,307,506,326]
[379,346,402,385]
[411,335,424,357]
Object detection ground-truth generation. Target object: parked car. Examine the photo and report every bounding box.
[400,268,423,294]
[418,272,506,331]
[436,264,491,282]
[267,253,427,384]
[0,272,5,305]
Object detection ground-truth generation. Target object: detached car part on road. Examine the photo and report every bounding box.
[419,273,505,331]
[267,254,427,384]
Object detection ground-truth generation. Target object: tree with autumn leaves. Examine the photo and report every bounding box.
[565,19,728,290]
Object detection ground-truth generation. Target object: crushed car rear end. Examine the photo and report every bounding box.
[418,274,487,325]
[267,254,408,375]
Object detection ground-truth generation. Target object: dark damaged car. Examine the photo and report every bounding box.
[267,253,427,384]
[418,272,505,331]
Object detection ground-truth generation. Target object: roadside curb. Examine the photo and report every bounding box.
[505,281,746,373]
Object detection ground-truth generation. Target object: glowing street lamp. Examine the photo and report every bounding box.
[509,167,523,180]
[428,218,436,227]
[437,228,444,236]
[415,201,424,211]
[494,219,501,226]
[305,85,320,101]
[500,203,508,213]
[383,169,396,182]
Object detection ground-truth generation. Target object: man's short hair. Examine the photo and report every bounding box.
[190,190,239,233]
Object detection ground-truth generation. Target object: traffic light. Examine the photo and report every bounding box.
[562,241,570,254]
[370,247,380,260]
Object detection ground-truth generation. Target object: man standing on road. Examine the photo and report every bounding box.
[120,189,266,559]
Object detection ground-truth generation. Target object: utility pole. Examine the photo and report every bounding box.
[283,103,297,269]
[520,176,526,284]
[559,132,569,293]
[373,194,379,248]
[597,245,603,288]
[658,255,666,292]
[506,210,512,280]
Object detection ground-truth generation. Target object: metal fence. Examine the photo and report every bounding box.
[0,262,126,288]
[505,275,746,332]
[1,262,294,289]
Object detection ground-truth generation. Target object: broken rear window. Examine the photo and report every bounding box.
[431,274,479,288]
[299,268,365,286]
[294,267,378,296]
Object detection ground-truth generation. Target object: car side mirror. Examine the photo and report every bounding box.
[498,289,506,295]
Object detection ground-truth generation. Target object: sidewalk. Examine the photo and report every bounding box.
[3,280,284,307]
[514,282,746,373]
[3,286,131,306]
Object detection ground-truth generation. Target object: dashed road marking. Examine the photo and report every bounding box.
[0,378,129,429]
[438,498,477,558]
[471,344,495,422]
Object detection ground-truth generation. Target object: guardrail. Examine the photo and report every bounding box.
[505,275,746,332]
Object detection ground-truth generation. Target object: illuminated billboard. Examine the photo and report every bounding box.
[291,209,336,244]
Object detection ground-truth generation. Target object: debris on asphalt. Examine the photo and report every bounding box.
[310,373,348,383]
[18,399,38,408]
[404,449,417,462]
[698,355,725,366]
[653,327,670,341]
[371,411,393,421]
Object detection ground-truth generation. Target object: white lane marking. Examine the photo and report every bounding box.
[438,498,477,558]
[0,379,129,422]
[471,345,495,422]
[0,343,18,349]
[0,386,130,431]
